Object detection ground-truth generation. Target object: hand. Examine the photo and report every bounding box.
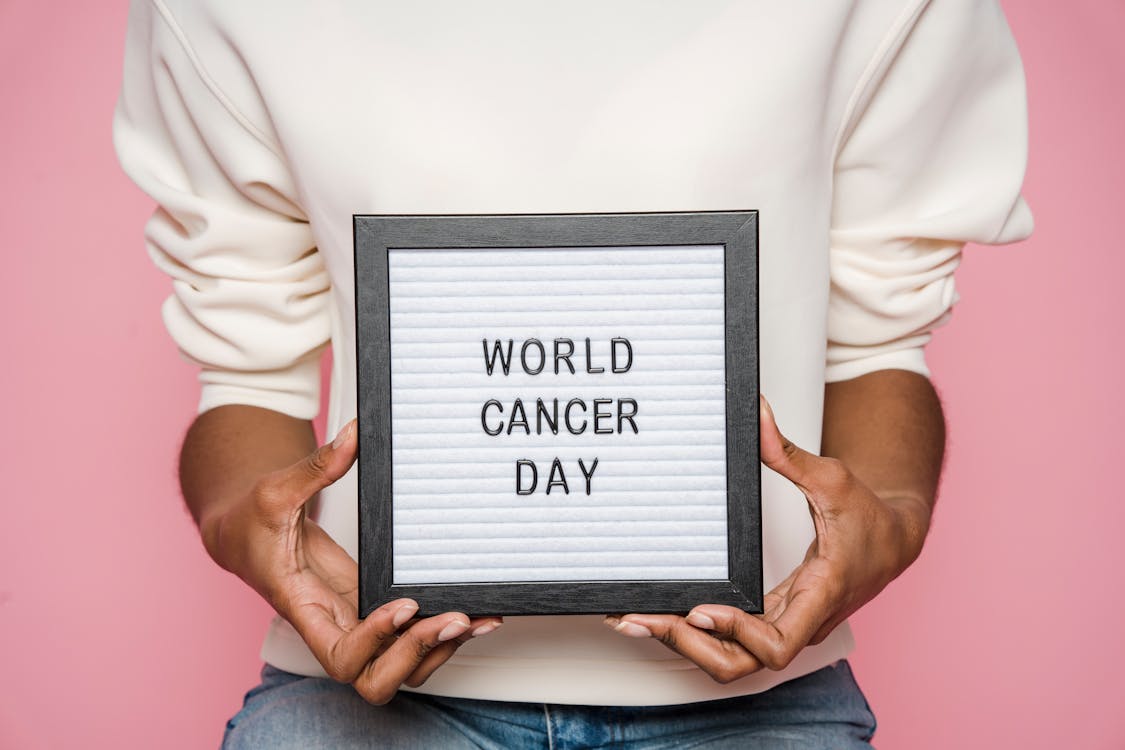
[604,395,929,684]
[201,420,502,703]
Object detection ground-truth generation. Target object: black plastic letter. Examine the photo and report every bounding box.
[536,398,559,435]
[481,399,504,436]
[611,337,634,374]
[617,398,639,434]
[593,399,613,434]
[521,338,546,375]
[578,457,599,496]
[507,398,530,435]
[546,458,570,495]
[516,459,538,495]
[565,398,588,435]
[585,337,605,374]
[554,338,576,375]
[483,339,514,376]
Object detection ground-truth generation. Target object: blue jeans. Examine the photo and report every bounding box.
[221,660,876,749]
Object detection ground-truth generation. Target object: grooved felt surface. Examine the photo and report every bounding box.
[388,245,728,583]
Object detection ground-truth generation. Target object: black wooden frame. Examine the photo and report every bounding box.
[354,211,760,617]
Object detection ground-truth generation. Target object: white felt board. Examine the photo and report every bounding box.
[388,245,728,584]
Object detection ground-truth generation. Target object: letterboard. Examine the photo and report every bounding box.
[355,212,760,617]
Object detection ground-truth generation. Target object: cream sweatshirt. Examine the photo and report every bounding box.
[114,0,1032,705]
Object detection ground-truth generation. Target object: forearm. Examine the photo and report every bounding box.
[179,404,318,550]
[820,368,945,562]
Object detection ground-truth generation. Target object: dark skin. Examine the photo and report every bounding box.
[181,407,503,705]
[181,368,941,700]
[605,369,943,681]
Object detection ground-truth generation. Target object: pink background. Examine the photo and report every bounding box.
[2,1,1122,747]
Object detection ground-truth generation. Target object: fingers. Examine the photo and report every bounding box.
[295,591,503,702]
[258,420,359,511]
[605,572,836,680]
[604,614,763,684]
[351,611,476,705]
[403,617,503,688]
[760,395,856,517]
[603,395,854,685]
[759,395,822,492]
[294,597,418,683]
[687,583,831,672]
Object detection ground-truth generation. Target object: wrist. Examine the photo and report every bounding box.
[197,499,252,575]
[197,506,230,568]
[881,493,933,570]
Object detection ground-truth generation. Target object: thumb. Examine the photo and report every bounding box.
[275,419,359,507]
[759,395,821,493]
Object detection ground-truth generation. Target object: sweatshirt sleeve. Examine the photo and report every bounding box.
[825,0,1034,382]
[113,0,329,419]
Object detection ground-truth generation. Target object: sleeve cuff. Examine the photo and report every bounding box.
[196,354,323,420]
[824,345,931,384]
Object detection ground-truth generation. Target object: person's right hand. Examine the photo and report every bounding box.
[200,420,502,704]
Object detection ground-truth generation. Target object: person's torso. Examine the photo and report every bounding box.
[166,0,909,703]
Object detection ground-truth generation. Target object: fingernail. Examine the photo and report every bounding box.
[332,421,354,450]
[470,620,503,637]
[759,394,774,421]
[613,621,652,638]
[392,602,418,628]
[438,619,471,642]
[686,612,716,630]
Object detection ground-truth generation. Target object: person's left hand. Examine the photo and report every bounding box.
[604,395,930,683]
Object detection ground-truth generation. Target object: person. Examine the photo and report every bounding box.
[114,0,1032,746]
